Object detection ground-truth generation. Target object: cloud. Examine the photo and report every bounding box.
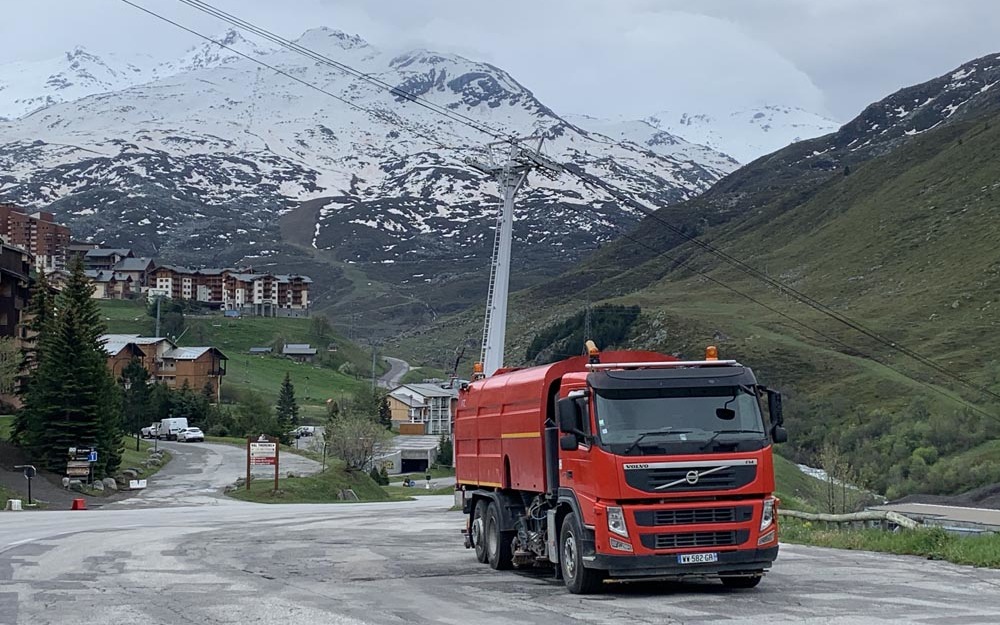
[2,1,1000,122]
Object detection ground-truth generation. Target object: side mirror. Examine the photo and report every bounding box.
[716,408,736,421]
[557,397,581,434]
[771,426,788,444]
[766,389,783,426]
[559,433,580,451]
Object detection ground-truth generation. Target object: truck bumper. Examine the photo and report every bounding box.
[585,546,779,579]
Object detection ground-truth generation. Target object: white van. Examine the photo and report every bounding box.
[159,417,189,440]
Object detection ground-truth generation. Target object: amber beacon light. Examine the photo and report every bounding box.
[705,345,719,361]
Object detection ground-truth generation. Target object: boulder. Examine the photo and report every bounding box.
[91,481,105,492]
[102,478,118,491]
[286,472,299,479]
[122,469,139,480]
[143,459,161,468]
[127,467,143,475]
[69,480,84,493]
[62,477,70,489]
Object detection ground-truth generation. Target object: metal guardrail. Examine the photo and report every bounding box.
[780,508,919,530]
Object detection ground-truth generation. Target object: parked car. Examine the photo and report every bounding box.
[293,426,315,439]
[176,427,204,443]
[140,422,160,439]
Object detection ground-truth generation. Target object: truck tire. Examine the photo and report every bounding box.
[721,575,762,589]
[472,500,489,564]
[485,501,513,570]
[559,513,604,594]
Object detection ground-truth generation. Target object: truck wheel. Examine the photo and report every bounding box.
[559,514,604,594]
[485,501,513,570]
[472,500,489,564]
[721,575,762,589]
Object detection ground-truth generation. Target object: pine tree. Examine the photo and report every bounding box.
[21,257,123,477]
[436,432,453,467]
[121,359,152,452]
[11,270,55,447]
[275,372,299,444]
[378,395,392,430]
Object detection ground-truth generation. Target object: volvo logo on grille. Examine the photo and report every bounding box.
[655,465,726,490]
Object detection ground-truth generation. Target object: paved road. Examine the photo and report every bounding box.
[874,502,1000,532]
[378,356,410,388]
[4,497,1000,624]
[109,441,321,508]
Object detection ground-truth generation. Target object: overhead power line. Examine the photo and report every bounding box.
[122,0,999,415]
[564,165,1000,405]
[555,201,1000,422]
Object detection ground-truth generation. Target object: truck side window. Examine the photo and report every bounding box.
[578,398,593,437]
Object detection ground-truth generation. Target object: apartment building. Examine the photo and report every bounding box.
[0,204,71,273]
[387,383,458,436]
[83,248,134,272]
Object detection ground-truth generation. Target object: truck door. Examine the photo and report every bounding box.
[559,392,599,522]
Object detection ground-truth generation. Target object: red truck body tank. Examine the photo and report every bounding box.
[454,350,673,492]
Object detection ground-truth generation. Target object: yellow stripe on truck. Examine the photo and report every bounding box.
[501,432,541,439]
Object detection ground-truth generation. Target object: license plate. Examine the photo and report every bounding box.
[678,552,718,564]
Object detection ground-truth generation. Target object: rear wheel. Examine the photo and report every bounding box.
[485,501,513,570]
[721,575,762,589]
[472,500,489,563]
[559,513,604,594]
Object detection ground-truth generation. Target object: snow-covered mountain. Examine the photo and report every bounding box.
[0,28,733,331]
[563,114,738,175]
[646,105,842,163]
[0,29,276,120]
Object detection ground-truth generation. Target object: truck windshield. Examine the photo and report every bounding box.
[593,386,765,450]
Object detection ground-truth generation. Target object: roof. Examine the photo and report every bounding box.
[100,334,175,347]
[85,248,132,258]
[103,341,144,358]
[389,435,442,451]
[389,391,425,408]
[275,274,314,284]
[397,383,458,399]
[282,343,317,355]
[113,257,155,271]
[165,346,220,360]
[248,347,273,353]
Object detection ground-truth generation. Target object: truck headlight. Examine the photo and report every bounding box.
[760,498,775,532]
[607,506,628,538]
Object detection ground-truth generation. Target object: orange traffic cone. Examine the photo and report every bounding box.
[70,498,87,510]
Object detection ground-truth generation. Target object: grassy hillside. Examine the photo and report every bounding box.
[397,74,1000,499]
[99,300,375,405]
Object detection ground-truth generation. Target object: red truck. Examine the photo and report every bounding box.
[454,344,787,593]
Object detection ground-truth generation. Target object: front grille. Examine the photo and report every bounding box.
[624,463,757,493]
[634,506,753,527]
[640,529,749,550]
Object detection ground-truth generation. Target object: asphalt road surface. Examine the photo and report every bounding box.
[109,441,321,508]
[378,356,410,388]
[5,494,1000,624]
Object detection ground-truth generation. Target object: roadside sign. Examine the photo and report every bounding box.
[250,442,277,466]
[246,435,280,493]
[129,479,147,490]
[66,460,90,477]
[88,451,98,463]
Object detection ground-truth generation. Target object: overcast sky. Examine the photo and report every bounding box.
[4,1,1000,121]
